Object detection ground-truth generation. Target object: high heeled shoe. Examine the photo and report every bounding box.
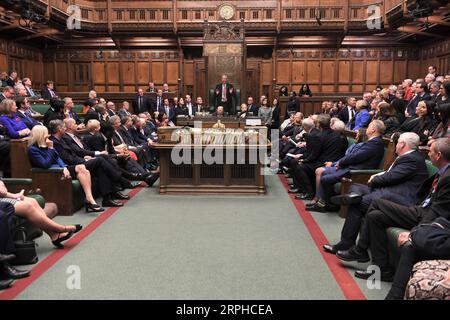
[85,202,105,213]
[51,225,83,249]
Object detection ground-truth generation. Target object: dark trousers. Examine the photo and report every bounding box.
[319,168,350,204]
[0,202,15,254]
[365,199,421,268]
[293,162,322,195]
[342,184,412,247]
[84,157,121,196]
[0,140,11,177]
[386,243,450,299]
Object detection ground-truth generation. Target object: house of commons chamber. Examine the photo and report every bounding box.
[0,0,449,305]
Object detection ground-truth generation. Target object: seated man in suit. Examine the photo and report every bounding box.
[22,77,40,99]
[63,97,84,129]
[290,114,346,200]
[308,120,386,212]
[337,137,450,284]
[193,97,205,115]
[213,106,227,117]
[117,101,132,119]
[48,119,130,207]
[159,98,176,124]
[323,132,428,254]
[162,83,170,93]
[0,86,14,102]
[41,80,58,100]
[15,97,41,129]
[83,99,99,125]
[129,116,156,147]
[109,115,154,169]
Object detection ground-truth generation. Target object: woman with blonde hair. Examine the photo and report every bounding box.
[27,125,104,214]
[0,99,30,138]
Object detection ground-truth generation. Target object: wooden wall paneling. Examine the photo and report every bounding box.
[292,60,305,84]
[122,61,135,86]
[393,60,407,84]
[276,60,290,84]
[321,61,335,84]
[351,60,364,88]
[166,61,179,85]
[365,60,378,85]
[152,61,164,84]
[43,62,55,84]
[306,60,320,83]
[0,53,7,71]
[407,60,421,81]
[379,60,393,86]
[338,60,350,91]
[56,62,68,84]
[107,62,119,92]
[137,61,150,86]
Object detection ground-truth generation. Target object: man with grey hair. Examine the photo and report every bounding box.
[329,132,428,259]
[344,137,450,285]
[308,120,386,212]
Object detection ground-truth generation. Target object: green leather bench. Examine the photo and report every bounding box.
[386,160,438,268]
[29,102,85,122]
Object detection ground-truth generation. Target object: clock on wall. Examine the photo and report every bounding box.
[219,4,235,20]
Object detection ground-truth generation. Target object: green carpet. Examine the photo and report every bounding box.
[15,175,388,300]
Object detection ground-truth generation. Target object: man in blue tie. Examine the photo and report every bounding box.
[22,78,40,99]
[15,97,40,129]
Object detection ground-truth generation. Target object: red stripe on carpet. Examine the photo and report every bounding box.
[0,186,145,300]
[279,175,366,300]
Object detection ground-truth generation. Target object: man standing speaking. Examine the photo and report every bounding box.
[214,74,236,115]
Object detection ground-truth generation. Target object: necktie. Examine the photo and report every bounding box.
[222,84,227,102]
[422,174,439,208]
[166,106,169,115]
[139,97,142,111]
[116,131,125,144]
[50,90,55,97]
[28,88,35,96]
[68,111,73,119]
[72,135,84,149]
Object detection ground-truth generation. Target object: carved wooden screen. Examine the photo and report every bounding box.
[203,20,246,106]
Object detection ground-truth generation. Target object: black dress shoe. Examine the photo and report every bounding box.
[113,191,130,200]
[331,193,363,206]
[288,188,299,194]
[355,269,394,282]
[145,173,160,187]
[323,242,352,254]
[0,254,15,263]
[336,246,370,263]
[102,199,124,207]
[0,263,30,280]
[0,278,14,290]
[306,203,327,212]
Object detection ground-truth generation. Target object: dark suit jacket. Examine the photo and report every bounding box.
[406,93,431,116]
[302,128,322,163]
[247,104,259,116]
[338,106,354,125]
[133,95,150,114]
[16,110,39,129]
[117,109,132,119]
[417,167,450,223]
[369,150,428,204]
[49,135,85,165]
[129,126,149,146]
[338,136,385,170]
[117,126,136,146]
[158,105,176,123]
[41,87,58,100]
[214,83,235,110]
[84,108,101,125]
[83,133,107,152]
[62,133,96,158]
[192,104,205,114]
[67,110,82,125]
[43,108,64,127]
[317,128,347,163]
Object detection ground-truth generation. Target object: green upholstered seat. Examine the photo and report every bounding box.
[386,160,438,268]
[30,104,50,115]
